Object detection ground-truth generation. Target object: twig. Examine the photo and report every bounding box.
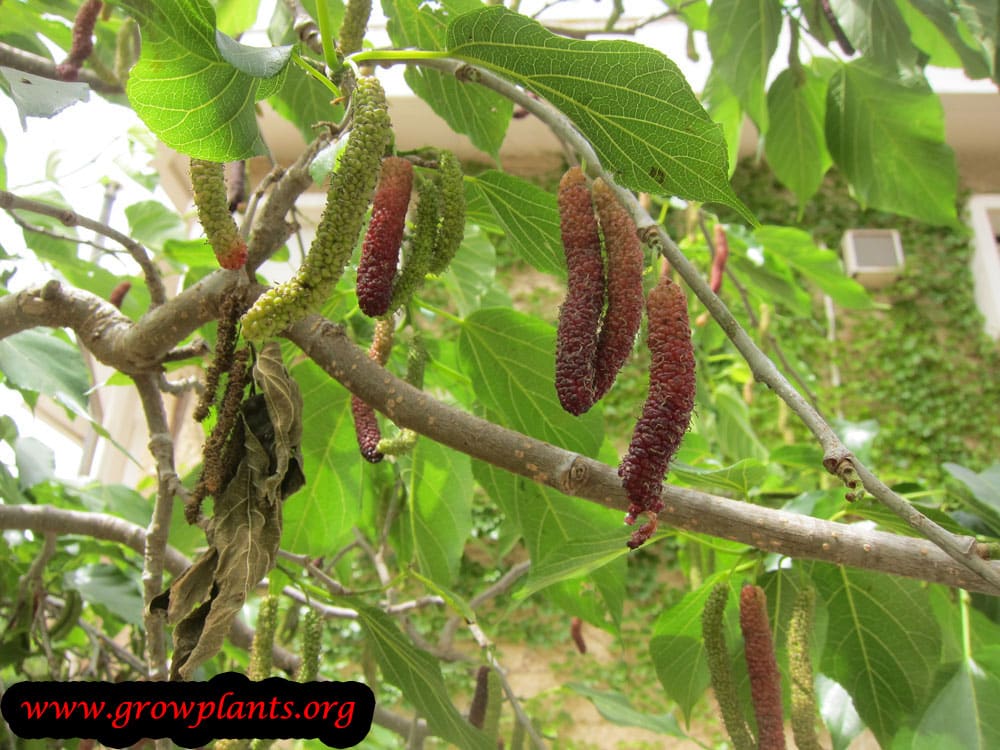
[132,373,180,680]
[466,621,547,749]
[278,549,353,596]
[354,527,394,588]
[471,560,531,609]
[0,41,124,95]
[697,213,818,406]
[7,211,116,254]
[158,372,204,395]
[161,339,212,362]
[438,561,531,651]
[45,595,148,674]
[0,189,166,306]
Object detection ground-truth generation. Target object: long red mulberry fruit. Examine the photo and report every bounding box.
[619,274,695,548]
[740,584,786,750]
[242,76,391,341]
[351,395,383,463]
[357,156,413,317]
[57,0,102,81]
[190,159,248,270]
[555,167,604,416]
[591,178,644,403]
[351,318,394,463]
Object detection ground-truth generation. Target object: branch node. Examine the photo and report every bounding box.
[41,280,62,301]
[455,64,481,83]
[562,455,590,493]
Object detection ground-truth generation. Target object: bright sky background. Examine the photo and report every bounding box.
[0,0,995,484]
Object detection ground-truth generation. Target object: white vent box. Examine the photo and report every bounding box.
[841,229,905,290]
[967,195,1000,340]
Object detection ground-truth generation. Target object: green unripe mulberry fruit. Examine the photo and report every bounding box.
[702,583,754,750]
[357,156,413,317]
[297,608,323,683]
[389,177,440,313]
[250,595,280,680]
[427,151,465,276]
[242,77,392,340]
[338,0,372,56]
[190,158,247,270]
[788,586,821,750]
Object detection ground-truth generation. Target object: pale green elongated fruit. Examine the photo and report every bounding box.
[242,77,392,341]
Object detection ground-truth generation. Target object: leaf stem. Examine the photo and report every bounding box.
[315,0,339,71]
[411,299,464,325]
[960,588,972,661]
[350,49,451,65]
[291,49,341,98]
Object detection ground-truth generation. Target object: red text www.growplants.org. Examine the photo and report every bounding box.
[0,672,374,749]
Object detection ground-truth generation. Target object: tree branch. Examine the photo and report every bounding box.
[245,132,332,272]
[288,315,1000,595]
[0,41,124,95]
[0,277,237,373]
[133,373,180,679]
[0,190,166,306]
[0,505,190,574]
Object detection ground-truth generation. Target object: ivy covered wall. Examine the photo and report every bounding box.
[729,160,1000,487]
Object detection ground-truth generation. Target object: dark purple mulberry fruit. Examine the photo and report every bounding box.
[591,178,644,402]
[619,274,695,548]
[351,395,383,463]
[57,0,102,81]
[740,584,786,750]
[555,167,604,416]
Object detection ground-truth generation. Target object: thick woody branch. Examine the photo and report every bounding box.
[0,277,237,373]
[288,316,1000,596]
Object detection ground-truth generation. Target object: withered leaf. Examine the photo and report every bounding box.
[158,342,305,680]
[254,341,305,502]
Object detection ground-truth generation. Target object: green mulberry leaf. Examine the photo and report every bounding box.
[447,7,754,223]
[120,0,290,160]
[825,61,958,226]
